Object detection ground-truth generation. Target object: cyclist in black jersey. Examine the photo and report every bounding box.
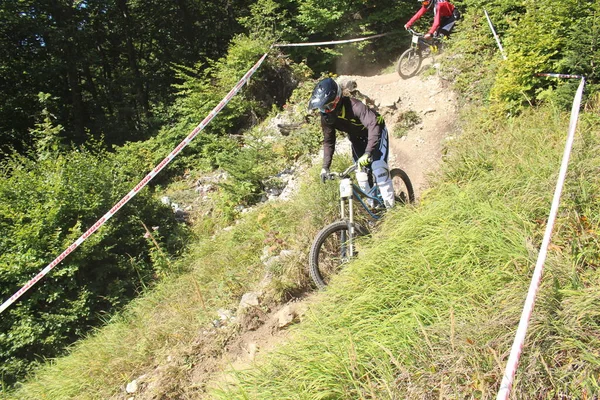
[308,78,395,208]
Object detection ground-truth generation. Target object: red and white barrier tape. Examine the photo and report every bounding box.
[0,51,270,315]
[0,31,392,316]
[273,32,390,47]
[496,75,586,400]
[537,73,584,80]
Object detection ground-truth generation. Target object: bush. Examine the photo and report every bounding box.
[489,0,596,111]
[0,147,186,385]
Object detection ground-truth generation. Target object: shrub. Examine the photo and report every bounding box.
[0,147,186,385]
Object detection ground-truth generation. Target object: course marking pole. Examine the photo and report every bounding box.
[496,75,586,399]
[484,9,507,60]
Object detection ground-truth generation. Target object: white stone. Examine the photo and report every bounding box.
[126,380,138,394]
[239,292,260,309]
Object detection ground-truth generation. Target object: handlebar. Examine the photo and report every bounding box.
[406,28,442,40]
[326,164,359,180]
[406,28,423,37]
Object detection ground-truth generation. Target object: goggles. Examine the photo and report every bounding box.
[422,1,430,5]
[319,96,340,114]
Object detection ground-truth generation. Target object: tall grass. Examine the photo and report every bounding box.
[4,104,600,398]
[215,106,600,399]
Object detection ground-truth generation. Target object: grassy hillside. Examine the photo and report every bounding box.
[0,150,347,399]
[8,84,598,399]
[3,2,600,398]
[214,105,600,398]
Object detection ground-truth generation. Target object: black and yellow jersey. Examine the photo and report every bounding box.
[320,96,386,169]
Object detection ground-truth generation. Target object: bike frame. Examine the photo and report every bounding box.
[332,165,386,258]
[407,28,442,55]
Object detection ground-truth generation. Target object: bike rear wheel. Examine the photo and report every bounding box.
[396,48,422,79]
[390,168,415,204]
[309,220,359,289]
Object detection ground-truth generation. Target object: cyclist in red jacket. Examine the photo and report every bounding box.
[404,0,457,40]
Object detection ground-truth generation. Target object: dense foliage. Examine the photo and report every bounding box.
[453,0,599,110]
[0,0,253,154]
[0,142,188,384]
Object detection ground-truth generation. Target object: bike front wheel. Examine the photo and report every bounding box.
[309,220,358,289]
[390,168,415,204]
[396,48,422,79]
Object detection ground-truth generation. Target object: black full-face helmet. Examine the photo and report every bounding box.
[308,78,342,115]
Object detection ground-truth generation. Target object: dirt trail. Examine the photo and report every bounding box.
[120,67,459,399]
[342,68,458,198]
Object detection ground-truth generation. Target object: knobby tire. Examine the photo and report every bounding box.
[309,170,413,289]
[396,48,422,79]
[309,221,357,290]
[390,168,415,204]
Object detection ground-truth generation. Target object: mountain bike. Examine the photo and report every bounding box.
[396,28,445,79]
[308,164,415,289]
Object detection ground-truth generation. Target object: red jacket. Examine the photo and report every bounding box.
[406,0,455,35]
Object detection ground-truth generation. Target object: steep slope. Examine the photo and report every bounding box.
[113,67,459,400]
[345,69,458,197]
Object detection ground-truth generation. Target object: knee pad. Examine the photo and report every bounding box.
[372,160,390,183]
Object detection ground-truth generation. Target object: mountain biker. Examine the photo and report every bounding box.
[308,78,395,209]
[404,0,457,40]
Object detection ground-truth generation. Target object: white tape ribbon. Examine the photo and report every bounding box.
[496,76,586,400]
[484,9,507,60]
[0,51,270,315]
[273,32,389,47]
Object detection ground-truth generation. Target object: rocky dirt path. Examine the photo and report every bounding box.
[199,70,460,394]
[343,68,458,198]
[119,67,459,400]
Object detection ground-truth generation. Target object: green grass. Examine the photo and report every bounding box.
[212,106,600,399]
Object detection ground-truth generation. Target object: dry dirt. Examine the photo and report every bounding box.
[343,64,459,198]
[118,64,459,400]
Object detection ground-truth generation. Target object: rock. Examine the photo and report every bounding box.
[260,246,272,263]
[246,343,258,360]
[126,380,139,394]
[239,292,260,309]
[217,309,234,322]
[258,272,273,291]
[264,255,281,269]
[278,177,299,201]
[279,249,296,259]
[272,303,306,329]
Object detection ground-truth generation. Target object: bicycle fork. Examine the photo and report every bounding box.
[339,178,355,259]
